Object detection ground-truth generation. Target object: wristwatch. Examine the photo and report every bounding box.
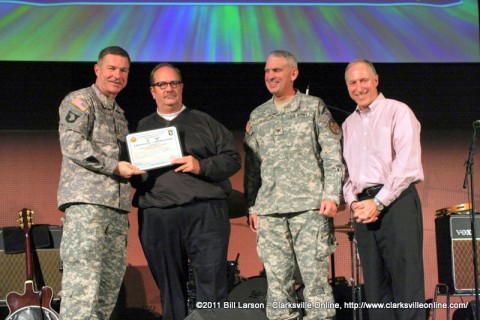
[373,197,385,211]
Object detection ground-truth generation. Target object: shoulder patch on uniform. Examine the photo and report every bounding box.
[320,114,331,123]
[65,110,82,124]
[329,120,341,135]
[245,121,253,135]
[70,98,90,112]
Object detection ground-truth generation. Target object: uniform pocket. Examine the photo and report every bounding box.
[316,216,336,259]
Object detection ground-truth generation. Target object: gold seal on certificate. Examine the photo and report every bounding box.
[126,126,183,171]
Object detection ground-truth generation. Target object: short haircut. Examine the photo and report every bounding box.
[98,46,131,64]
[269,50,298,69]
[345,59,377,80]
[149,63,183,86]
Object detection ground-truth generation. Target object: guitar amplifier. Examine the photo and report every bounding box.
[435,214,480,294]
[0,225,63,305]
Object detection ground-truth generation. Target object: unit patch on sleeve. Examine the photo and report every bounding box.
[329,119,341,135]
[65,110,81,123]
[245,121,253,135]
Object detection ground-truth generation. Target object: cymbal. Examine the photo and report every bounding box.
[435,202,472,217]
[334,221,354,233]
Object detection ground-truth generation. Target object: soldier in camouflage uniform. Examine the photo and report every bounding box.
[244,50,344,320]
[57,46,144,320]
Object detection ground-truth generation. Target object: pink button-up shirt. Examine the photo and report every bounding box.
[342,93,424,207]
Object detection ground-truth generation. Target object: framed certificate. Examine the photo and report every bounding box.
[126,126,183,171]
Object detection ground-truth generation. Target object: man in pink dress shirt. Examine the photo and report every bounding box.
[342,59,425,320]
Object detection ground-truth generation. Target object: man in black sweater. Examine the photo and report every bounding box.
[131,63,241,320]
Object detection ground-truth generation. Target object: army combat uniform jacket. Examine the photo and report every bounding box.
[57,84,131,212]
[244,91,344,216]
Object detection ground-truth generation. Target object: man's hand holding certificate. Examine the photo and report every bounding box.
[172,155,201,174]
[126,126,183,171]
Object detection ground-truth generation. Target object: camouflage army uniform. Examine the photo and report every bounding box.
[244,91,344,320]
[57,84,130,320]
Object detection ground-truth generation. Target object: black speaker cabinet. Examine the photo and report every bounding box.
[435,214,480,294]
[0,225,63,304]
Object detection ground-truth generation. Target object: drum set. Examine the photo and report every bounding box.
[333,219,366,320]
[186,192,365,319]
[186,220,365,320]
[187,255,242,314]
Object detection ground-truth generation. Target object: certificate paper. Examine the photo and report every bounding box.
[126,127,183,171]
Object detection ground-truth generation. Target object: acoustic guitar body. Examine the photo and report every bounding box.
[5,209,60,320]
[6,280,58,319]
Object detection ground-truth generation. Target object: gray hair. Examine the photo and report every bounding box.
[269,50,298,69]
[345,59,377,80]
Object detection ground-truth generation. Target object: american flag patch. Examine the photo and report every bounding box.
[320,114,331,123]
[71,98,89,112]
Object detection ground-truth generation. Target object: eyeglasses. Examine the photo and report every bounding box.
[151,81,182,89]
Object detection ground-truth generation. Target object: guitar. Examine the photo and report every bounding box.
[5,209,60,320]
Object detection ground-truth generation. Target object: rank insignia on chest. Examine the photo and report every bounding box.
[275,127,283,135]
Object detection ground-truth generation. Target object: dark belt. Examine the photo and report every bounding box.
[357,185,384,200]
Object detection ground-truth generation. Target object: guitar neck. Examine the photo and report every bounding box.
[25,232,34,281]
[18,209,34,281]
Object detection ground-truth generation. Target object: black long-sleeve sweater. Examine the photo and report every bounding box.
[131,108,241,209]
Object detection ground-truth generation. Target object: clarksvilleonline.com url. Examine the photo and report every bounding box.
[343,301,469,310]
[197,301,469,310]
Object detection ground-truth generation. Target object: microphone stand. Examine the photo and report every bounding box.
[464,122,479,319]
[304,84,352,116]
[346,226,357,320]
[354,236,363,320]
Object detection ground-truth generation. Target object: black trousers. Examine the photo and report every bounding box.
[355,185,426,320]
[138,200,230,320]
